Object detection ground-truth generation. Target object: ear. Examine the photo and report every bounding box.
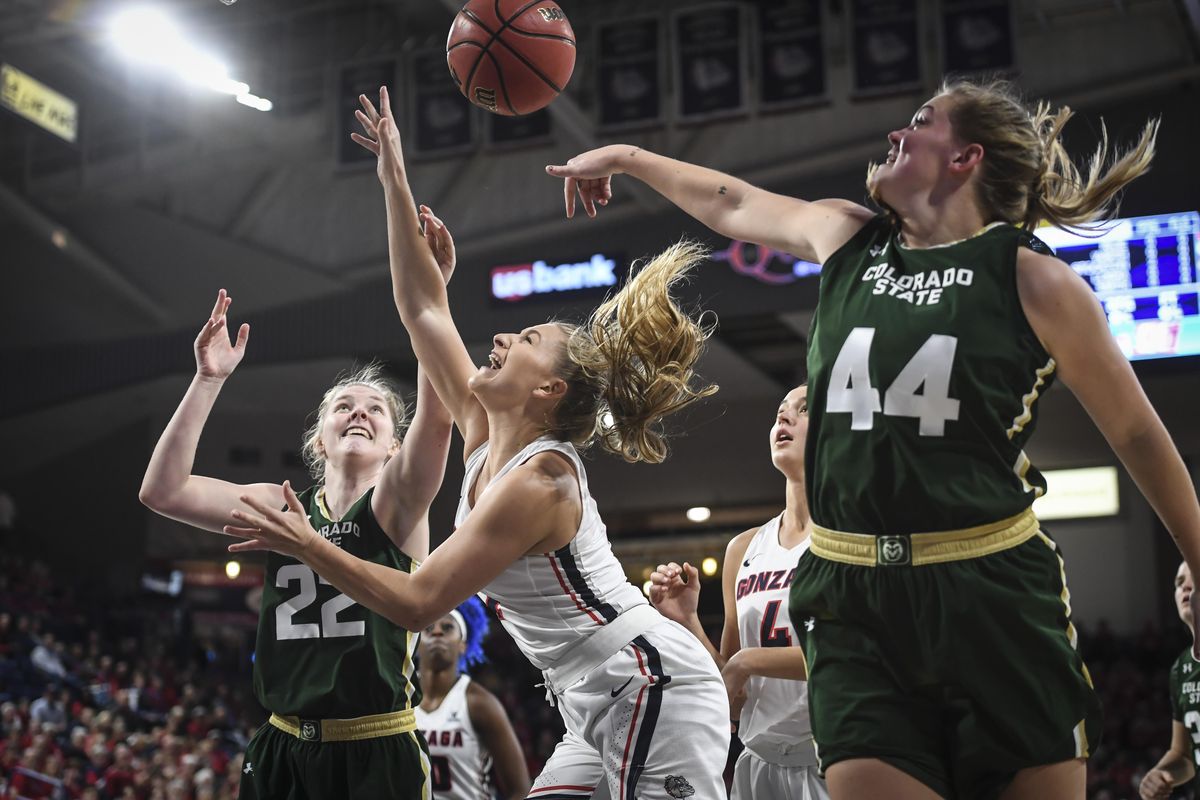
[387,437,402,458]
[950,143,984,173]
[534,377,568,400]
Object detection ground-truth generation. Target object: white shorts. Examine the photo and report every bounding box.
[527,620,729,800]
[730,748,829,800]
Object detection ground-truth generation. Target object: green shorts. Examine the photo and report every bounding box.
[239,711,430,800]
[788,511,1101,800]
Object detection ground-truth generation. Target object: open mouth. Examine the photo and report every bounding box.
[774,430,794,444]
[885,150,897,165]
[343,426,372,440]
[486,351,502,370]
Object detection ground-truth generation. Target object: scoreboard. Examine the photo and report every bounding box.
[1036,211,1200,361]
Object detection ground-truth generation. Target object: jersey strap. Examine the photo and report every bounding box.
[268,708,416,742]
[811,507,1039,567]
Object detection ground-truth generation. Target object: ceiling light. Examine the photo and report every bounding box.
[686,506,711,523]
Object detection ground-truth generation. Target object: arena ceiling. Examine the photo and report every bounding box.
[2,0,1199,551]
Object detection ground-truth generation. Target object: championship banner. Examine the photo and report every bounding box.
[336,59,396,166]
[1,63,78,143]
[408,50,474,157]
[673,3,748,121]
[941,0,1015,75]
[489,107,552,148]
[850,0,923,97]
[596,17,663,130]
[757,1,826,109]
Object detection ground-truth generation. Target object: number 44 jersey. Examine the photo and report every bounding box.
[807,215,1058,535]
[252,486,421,718]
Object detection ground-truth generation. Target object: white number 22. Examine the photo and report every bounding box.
[826,327,960,436]
[275,564,365,640]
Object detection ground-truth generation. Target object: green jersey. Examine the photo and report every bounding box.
[807,215,1057,534]
[1171,648,1200,771]
[252,486,421,718]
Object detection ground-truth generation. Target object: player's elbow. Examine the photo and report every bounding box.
[138,480,173,514]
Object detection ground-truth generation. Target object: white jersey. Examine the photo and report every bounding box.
[415,675,490,800]
[735,515,816,758]
[455,436,649,672]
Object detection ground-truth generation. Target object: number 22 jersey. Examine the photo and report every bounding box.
[252,486,421,718]
[806,215,1058,535]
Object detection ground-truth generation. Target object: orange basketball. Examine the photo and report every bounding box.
[446,0,576,116]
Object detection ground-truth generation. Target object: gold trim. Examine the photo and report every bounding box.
[811,508,1040,567]
[1007,357,1057,440]
[268,708,416,742]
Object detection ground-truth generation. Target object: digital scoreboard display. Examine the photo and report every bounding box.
[1035,211,1200,361]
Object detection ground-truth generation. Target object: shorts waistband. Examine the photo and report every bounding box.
[543,603,662,695]
[268,708,416,743]
[811,508,1039,567]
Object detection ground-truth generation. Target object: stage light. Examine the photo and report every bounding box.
[686,506,711,523]
[108,6,271,111]
[701,557,719,576]
[225,560,241,579]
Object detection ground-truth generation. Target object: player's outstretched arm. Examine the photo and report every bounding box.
[546,144,873,265]
[351,87,488,457]
[225,454,570,631]
[139,289,282,533]
[467,683,532,800]
[373,216,457,561]
[1017,248,1200,652]
[1139,721,1195,798]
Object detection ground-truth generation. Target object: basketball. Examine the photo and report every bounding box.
[446,0,575,116]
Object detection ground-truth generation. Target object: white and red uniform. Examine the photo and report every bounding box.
[456,436,728,800]
[731,515,828,800]
[415,675,490,800]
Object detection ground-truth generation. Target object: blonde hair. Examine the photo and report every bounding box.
[550,240,718,464]
[300,363,410,479]
[868,78,1158,232]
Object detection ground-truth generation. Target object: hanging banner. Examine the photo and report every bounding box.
[408,50,474,157]
[489,107,552,148]
[336,59,396,166]
[850,0,922,97]
[597,17,663,129]
[674,3,747,121]
[941,0,1015,75]
[757,1,826,109]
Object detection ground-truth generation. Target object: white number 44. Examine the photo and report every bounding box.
[826,327,960,436]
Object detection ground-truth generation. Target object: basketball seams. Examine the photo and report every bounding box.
[481,49,518,115]
[451,0,574,114]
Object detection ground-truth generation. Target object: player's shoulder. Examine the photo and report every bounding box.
[465,679,507,725]
[725,524,764,565]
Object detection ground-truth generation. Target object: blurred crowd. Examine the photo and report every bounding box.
[0,548,1193,799]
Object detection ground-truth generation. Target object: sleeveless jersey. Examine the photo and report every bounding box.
[1170,648,1200,771]
[454,436,649,672]
[807,215,1058,534]
[415,675,490,800]
[735,515,814,751]
[252,486,420,717]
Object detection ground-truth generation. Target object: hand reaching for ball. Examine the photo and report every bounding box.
[350,86,405,184]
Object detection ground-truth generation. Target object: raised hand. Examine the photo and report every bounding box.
[648,561,701,624]
[350,86,405,183]
[194,289,249,382]
[418,204,456,285]
[544,145,625,219]
[224,481,319,559]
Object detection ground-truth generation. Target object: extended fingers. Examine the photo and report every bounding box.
[350,132,380,156]
[208,289,227,321]
[358,93,380,124]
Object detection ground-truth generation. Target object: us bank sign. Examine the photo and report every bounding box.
[491,254,622,303]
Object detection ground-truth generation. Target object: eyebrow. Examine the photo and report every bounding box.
[333,393,387,405]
